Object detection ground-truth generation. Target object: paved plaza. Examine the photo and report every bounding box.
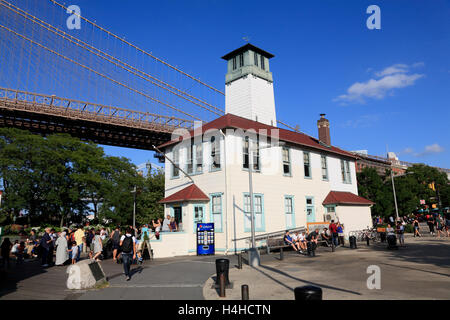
[0,235,449,300]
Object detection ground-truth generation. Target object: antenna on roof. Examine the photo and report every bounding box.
[243,36,250,43]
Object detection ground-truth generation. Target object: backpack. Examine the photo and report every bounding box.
[121,235,133,253]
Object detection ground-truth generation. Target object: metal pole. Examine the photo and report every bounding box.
[133,186,136,230]
[241,285,249,300]
[390,170,399,221]
[219,273,226,297]
[248,148,255,249]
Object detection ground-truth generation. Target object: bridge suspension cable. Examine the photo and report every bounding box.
[0,24,204,121]
[0,0,224,116]
[49,0,225,96]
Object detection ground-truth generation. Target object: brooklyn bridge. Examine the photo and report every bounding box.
[0,0,297,152]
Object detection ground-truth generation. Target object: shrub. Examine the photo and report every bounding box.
[404,224,414,233]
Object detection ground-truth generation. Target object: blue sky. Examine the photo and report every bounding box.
[7,0,450,168]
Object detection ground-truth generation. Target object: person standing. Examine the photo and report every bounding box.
[162,215,171,232]
[153,219,161,239]
[55,231,69,266]
[120,227,136,281]
[47,229,56,266]
[436,216,445,238]
[337,222,345,246]
[40,228,52,267]
[328,220,338,248]
[396,221,405,246]
[74,226,85,262]
[1,238,13,269]
[111,227,121,262]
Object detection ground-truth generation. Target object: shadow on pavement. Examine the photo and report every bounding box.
[255,264,362,296]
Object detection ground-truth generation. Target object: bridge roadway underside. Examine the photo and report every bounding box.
[0,107,172,151]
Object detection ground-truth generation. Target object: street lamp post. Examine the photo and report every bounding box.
[391,171,413,221]
[390,170,399,221]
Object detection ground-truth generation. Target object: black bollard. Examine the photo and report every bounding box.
[280,247,284,260]
[294,285,322,300]
[219,273,226,297]
[237,253,242,269]
[215,259,230,286]
[349,236,357,249]
[241,284,249,300]
[366,235,370,246]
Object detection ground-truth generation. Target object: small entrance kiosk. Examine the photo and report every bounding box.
[196,223,215,255]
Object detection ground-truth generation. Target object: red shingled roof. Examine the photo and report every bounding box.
[159,184,209,204]
[158,113,356,159]
[323,191,374,206]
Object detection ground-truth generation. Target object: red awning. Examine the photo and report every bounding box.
[323,191,374,206]
[159,184,209,204]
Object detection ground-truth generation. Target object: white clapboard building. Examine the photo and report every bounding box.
[152,44,374,258]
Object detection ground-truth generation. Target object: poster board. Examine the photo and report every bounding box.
[306,222,330,234]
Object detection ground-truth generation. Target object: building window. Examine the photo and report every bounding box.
[210,136,221,171]
[196,143,203,173]
[243,137,260,171]
[187,142,194,174]
[260,56,265,70]
[254,52,258,67]
[282,147,291,176]
[187,142,202,175]
[239,53,244,67]
[303,152,311,178]
[211,194,223,232]
[321,155,328,180]
[341,160,352,183]
[232,57,237,70]
[284,196,295,229]
[172,149,179,178]
[244,194,265,232]
[193,205,205,232]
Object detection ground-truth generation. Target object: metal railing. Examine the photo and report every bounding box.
[0,87,195,133]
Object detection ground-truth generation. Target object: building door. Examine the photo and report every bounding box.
[173,206,182,230]
[306,197,315,223]
[193,205,205,232]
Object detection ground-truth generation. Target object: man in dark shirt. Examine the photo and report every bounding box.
[306,229,319,257]
[40,228,52,267]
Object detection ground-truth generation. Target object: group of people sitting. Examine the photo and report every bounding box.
[283,220,345,256]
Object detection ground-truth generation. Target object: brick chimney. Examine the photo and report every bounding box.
[317,114,330,146]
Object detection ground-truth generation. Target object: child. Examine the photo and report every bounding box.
[70,241,78,264]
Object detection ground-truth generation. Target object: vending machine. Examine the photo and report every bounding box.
[196,223,215,255]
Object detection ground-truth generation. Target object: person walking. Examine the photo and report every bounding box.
[436,215,445,238]
[120,227,136,281]
[55,231,69,266]
[413,218,421,237]
[1,238,12,269]
[92,230,103,261]
[111,227,121,262]
[427,215,435,236]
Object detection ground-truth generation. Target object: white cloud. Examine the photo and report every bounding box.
[341,114,380,128]
[335,63,424,104]
[421,143,444,155]
[398,144,444,157]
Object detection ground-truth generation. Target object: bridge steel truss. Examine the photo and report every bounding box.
[0,87,194,150]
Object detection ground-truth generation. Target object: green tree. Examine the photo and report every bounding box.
[357,167,394,217]
[136,167,165,225]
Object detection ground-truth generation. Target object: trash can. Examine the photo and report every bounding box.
[215,258,230,286]
[306,241,315,257]
[349,236,357,249]
[294,285,322,300]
